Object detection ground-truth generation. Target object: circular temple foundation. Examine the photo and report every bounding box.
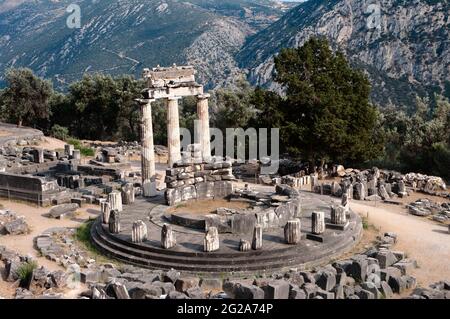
[91,189,363,275]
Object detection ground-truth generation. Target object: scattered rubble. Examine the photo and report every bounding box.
[313,167,449,201]
[407,199,450,223]
[0,210,30,235]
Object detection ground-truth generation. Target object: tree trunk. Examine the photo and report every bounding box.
[17,119,22,128]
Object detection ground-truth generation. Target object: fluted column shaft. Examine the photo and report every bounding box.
[141,100,157,197]
[197,94,211,162]
[167,97,182,167]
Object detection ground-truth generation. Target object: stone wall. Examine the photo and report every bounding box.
[0,173,64,206]
[203,185,302,234]
[164,160,234,206]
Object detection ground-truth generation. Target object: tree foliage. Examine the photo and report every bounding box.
[273,37,383,164]
[1,68,53,127]
[373,95,450,180]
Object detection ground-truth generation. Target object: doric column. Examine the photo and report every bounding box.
[311,211,325,235]
[167,97,182,167]
[197,94,211,162]
[284,219,301,244]
[141,100,157,197]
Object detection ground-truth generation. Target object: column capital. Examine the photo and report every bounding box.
[135,98,156,105]
[167,96,182,101]
[197,93,211,100]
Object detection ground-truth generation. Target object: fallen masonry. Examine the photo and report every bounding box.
[0,210,29,235]
[406,198,450,223]
[8,222,447,300]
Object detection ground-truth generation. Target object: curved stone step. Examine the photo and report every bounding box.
[91,217,363,273]
[92,221,305,266]
[91,225,299,272]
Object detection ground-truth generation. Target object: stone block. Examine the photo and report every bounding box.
[231,214,256,235]
[263,280,290,299]
[175,277,200,293]
[316,271,336,291]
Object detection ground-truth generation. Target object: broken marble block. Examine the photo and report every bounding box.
[204,227,220,252]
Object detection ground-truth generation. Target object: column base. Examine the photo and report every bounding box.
[142,180,158,197]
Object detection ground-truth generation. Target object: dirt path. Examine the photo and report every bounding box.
[0,199,100,298]
[36,137,67,151]
[350,199,450,288]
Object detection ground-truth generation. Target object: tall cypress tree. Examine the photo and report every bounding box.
[274,37,383,165]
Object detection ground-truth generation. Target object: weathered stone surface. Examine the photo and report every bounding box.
[311,211,325,234]
[380,281,393,298]
[331,205,347,225]
[166,291,189,299]
[251,225,263,250]
[195,182,215,200]
[231,214,256,235]
[108,210,120,234]
[341,192,350,207]
[375,250,398,268]
[163,270,180,283]
[331,182,342,197]
[101,202,111,224]
[349,256,368,282]
[131,220,147,243]
[108,191,123,212]
[289,285,306,299]
[361,282,381,299]
[4,218,29,235]
[200,278,223,291]
[186,286,205,299]
[378,185,390,200]
[354,183,366,201]
[128,283,163,299]
[48,204,79,220]
[332,284,345,299]
[263,280,290,299]
[223,282,265,299]
[111,282,130,299]
[161,224,176,249]
[153,281,176,294]
[316,288,335,299]
[302,283,318,299]
[284,219,301,244]
[393,259,418,275]
[204,227,219,252]
[175,276,200,293]
[121,183,135,205]
[316,271,336,292]
[356,287,375,299]
[388,274,407,294]
[239,239,251,252]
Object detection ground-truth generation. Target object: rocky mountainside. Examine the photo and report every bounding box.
[237,0,450,108]
[0,0,294,89]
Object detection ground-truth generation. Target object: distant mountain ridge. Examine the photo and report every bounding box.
[237,0,450,107]
[0,0,448,108]
[0,0,295,89]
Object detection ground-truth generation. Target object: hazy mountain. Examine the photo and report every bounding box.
[0,0,296,89]
[237,0,450,108]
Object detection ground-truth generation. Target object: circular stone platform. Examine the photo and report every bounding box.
[91,192,362,274]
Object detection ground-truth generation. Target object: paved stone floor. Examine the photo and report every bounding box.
[112,191,357,254]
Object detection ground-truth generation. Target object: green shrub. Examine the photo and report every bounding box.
[362,217,369,230]
[16,261,38,287]
[50,124,69,141]
[67,138,95,157]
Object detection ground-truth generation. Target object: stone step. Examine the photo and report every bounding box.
[92,222,305,267]
[91,227,300,273]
